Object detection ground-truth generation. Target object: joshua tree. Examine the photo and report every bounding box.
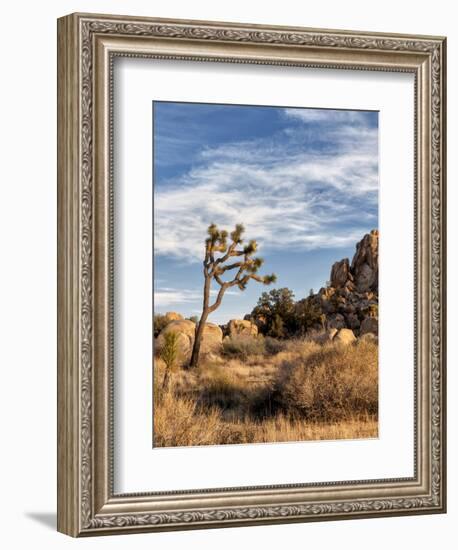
[189,223,276,368]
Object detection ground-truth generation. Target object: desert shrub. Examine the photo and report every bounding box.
[153,313,169,338]
[264,336,287,355]
[196,363,249,410]
[282,338,321,356]
[271,338,378,421]
[222,335,266,359]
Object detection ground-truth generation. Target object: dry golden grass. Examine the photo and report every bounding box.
[153,391,225,447]
[153,391,377,447]
[153,335,378,447]
[226,413,378,444]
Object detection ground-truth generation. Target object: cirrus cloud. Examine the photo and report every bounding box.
[154,106,378,263]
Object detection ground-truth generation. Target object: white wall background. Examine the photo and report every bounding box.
[0,1,454,548]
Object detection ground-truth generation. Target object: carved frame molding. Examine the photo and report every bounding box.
[57,13,446,536]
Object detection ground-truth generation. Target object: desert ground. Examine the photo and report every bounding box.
[153,330,378,447]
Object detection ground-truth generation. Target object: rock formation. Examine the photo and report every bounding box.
[308,230,379,336]
[163,311,184,323]
[351,230,379,292]
[310,328,337,344]
[156,319,223,359]
[227,319,258,338]
[330,258,353,289]
[202,323,224,350]
[360,316,378,336]
[333,328,357,345]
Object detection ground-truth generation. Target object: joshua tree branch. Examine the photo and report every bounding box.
[247,274,264,283]
[216,261,245,273]
[214,242,239,265]
[208,284,228,313]
[214,273,225,287]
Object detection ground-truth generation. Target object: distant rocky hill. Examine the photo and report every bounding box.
[155,231,379,355]
[308,229,378,336]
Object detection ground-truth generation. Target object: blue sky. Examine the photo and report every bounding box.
[153,101,378,324]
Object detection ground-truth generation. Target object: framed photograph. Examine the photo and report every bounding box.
[57,13,446,536]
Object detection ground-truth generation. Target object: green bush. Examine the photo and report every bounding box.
[250,288,323,338]
[290,298,324,335]
[250,288,295,337]
[268,314,285,338]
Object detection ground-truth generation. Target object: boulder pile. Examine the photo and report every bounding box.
[308,230,379,336]
[227,319,258,338]
[155,318,223,359]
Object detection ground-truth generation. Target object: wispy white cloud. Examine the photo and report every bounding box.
[154,288,201,307]
[154,287,239,308]
[210,289,239,297]
[283,107,373,125]
[154,107,378,262]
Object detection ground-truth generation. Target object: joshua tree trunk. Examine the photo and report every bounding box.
[189,276,211,368]
[188,223,276,369]
[189,313,208,368]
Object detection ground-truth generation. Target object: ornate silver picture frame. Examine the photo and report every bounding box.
[57,12,446,536]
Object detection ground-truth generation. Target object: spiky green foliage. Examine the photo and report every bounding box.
[160,331,179,368]
[206,223,228,253]
[160,332,180,391]
[230,223,244,244]
[263,274,277,285]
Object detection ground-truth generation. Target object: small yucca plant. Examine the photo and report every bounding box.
[160,332,180,393]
